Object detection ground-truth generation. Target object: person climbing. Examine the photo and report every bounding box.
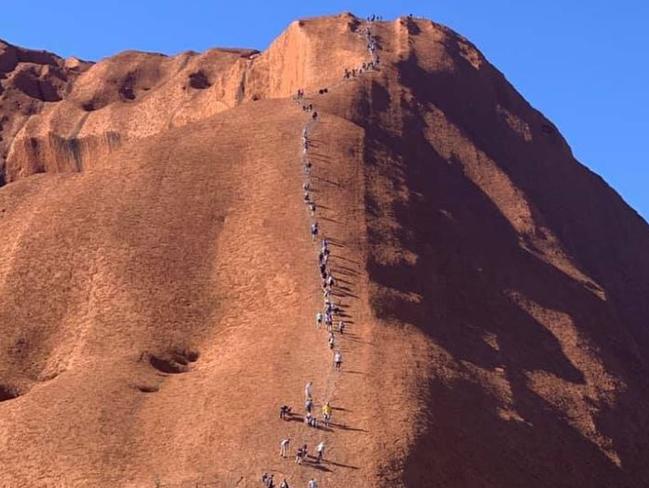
[304,191,310,203]
[303,181,310,192]
[328,334,335,350]
[305,397,313,414]
[321,238,329,252]
[305,412,317,428]
[302,444,309,461]
[338,320,345,334]
[311,222,318,240]
[263,473,275,488]
[312,111,318,120]
[279,480,290,488]
[280,405,292,420]
[326,274,334,288]
[334,350,343,370]
[316,311,323,328]
[315,441,325,463]
[309,201,316,216]
[305,381,313,400]
[295,446,304,464]
[280,438,290,457]
[322,402,332,427]
[307,479,318,488]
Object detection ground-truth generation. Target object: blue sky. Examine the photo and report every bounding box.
[3,1,648,220]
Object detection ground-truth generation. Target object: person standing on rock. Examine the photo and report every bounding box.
[321,238,329,253]
[323,287,331,302]
[280,437,290,458]
[305,381,313,400]
[315,441,325,463]
[322,402,332,427]
[305,397,313,414]
[308,478,318,488]
[334,350,343,370]
[263,473,275,488]
[295,446,304,464]
[325,313,333,331]
[279,479,290,488]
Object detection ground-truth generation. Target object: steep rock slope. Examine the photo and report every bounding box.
[0,13,648,488]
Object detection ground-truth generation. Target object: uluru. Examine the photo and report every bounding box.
[0,11,648,488]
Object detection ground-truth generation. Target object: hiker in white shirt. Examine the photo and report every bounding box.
[280,438,290,457]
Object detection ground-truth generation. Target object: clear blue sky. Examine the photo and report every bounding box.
[4,1,648,220]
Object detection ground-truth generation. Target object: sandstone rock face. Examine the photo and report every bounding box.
[0,13,648,488]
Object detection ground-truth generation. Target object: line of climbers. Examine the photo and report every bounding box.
[260,15,383,488]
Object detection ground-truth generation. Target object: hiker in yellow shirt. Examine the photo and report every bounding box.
[322,401,332,427]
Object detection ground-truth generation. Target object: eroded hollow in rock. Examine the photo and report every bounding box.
[81,100,96,111]
[188,71,211,89]
[148,349,199,374]
[119,73,137,101]
[0,385,21,402]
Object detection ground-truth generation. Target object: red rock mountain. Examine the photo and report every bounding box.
[0,12,648,488]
